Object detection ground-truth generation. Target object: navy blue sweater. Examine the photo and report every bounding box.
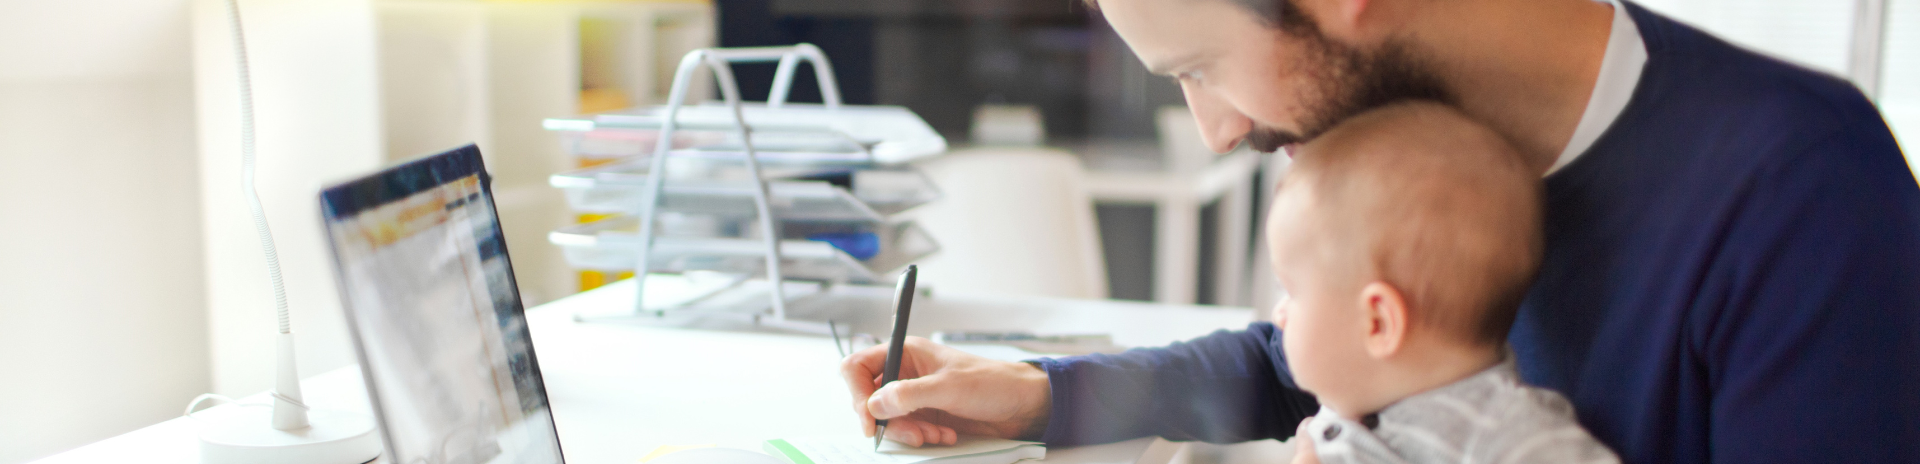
[1031,3,1920,463]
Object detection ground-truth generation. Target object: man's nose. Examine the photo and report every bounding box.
[1183,86,1250,154]
[1199,115,1248,154]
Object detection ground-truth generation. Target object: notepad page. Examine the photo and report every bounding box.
[766,436,1044,464]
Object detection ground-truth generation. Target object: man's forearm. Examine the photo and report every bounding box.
[1026,323,1319,446]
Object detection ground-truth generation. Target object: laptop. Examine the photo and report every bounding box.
[320,145,566,464]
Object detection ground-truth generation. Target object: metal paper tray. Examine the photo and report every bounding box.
[548,216,939,284]
[549,161,940,221]
[543,102,947,164]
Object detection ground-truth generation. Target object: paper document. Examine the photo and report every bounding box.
[764,436,1044,464]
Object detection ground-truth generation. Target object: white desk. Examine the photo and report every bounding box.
[33,280,1253,464]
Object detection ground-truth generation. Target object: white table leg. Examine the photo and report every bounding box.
[1213,172,1254,306]
[1156,193,1199,304]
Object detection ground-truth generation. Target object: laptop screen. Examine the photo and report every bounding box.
[321,145,565,464]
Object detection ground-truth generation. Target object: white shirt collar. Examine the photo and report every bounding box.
[1544,0,1648,176]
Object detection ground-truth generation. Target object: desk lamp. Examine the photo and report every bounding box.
[186,1,381,463]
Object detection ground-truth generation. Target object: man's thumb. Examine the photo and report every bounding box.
[868,375,949,419]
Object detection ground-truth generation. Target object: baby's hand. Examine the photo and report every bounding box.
[1290,418,1321,464]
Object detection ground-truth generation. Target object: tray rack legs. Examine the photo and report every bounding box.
[628,45,846,327]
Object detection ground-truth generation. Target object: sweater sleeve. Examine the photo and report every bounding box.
[1695,121,1920,463]
[1027,322,1320,447]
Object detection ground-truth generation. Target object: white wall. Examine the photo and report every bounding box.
[1636,0,1917,175]
[192,0,384,398]
[484,3,589,306]
[378,0,583,307]
[1879,0,1919,164]
[0,1,208,463]
[190,0,714,402]
[1635,0,1858,76]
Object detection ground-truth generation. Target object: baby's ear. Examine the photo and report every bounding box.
[1358,282,1409,359]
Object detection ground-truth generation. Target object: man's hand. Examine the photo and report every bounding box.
[840,336,1052,447]
[1291,418,1321,464]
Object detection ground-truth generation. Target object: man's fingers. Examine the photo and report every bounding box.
[893,420,955,447]
[842,344,895,428]
[938,424,958,446]
[883,417,928,447]
[856,399,875,436]
[1291,418,1318,464]
[916,422,943,446]
[867,374,960,419]
[844,336,971,447]
[841,345,890,396]
[887,420,954,447]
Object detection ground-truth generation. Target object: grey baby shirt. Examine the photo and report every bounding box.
[1303,359,1620,464]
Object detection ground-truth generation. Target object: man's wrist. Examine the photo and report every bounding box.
[1016,360,1052,441]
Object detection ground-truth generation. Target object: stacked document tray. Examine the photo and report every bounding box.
[546,45,946,294]
[547,159,945,283]
[544,102,948,165]
[546,138,945,287]
[550,162,940,221]
[549,216,939,284]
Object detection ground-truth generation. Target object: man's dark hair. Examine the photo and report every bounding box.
[1083,0,1455,151]
[1083,0,1312,32]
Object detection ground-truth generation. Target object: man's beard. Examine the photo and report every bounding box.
[1246,28,1453,153]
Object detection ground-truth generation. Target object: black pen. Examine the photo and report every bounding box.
[876,265,918,451]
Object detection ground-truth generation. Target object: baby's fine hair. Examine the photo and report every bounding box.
[1284,101,1544,345]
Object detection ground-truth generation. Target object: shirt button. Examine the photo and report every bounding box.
[1323,424,1342,441]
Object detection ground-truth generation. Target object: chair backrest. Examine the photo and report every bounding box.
[1157,105,1216,173]
[910,147,1109,299]
[1248,151,1291,319]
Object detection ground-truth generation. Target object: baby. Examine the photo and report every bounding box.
[1266,102,1618,464]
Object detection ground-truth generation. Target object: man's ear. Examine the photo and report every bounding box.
[1358,281,1408,359]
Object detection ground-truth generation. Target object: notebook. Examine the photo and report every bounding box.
[763,437,1044,464]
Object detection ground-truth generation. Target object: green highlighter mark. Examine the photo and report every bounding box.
[765,439,816,464]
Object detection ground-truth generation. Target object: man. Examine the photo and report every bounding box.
[841,0,1920,462]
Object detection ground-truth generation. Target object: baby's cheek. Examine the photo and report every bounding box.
[1281,333,1322,393]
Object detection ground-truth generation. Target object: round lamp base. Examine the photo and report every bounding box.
[198,407,381,464]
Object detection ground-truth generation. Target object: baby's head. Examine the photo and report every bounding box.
[1267,101,1542,417]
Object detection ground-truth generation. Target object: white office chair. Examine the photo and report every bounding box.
[910,147,1110,300]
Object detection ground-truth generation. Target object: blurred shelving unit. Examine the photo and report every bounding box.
[372,0,717,303]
